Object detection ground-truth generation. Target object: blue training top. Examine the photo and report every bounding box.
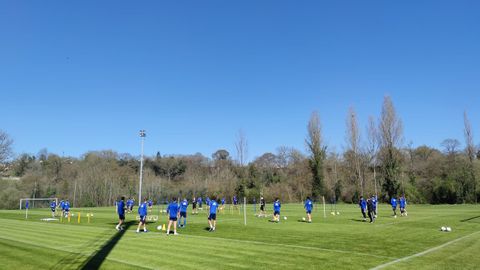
[273,201,281,212]
[209,200,218,214]
[180,200,188,213]
[304,199,313,211]
[391,198,397,208]
[168,201,179,218]
[117,200,125,215]
[138,202,147,216]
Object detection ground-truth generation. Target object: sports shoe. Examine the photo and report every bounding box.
[136,230,140,233]
[174,232,179,235]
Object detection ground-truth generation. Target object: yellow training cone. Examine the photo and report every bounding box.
[162,224,166,231]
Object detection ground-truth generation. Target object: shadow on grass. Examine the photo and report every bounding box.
[460,216,480,222]
[79,220,135,270]
[350,219,366,223]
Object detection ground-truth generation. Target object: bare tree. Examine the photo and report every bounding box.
[441,139,461,157]
[464,111,477,203]
[306,111,327,200]
[366,116,379,197]
[235,129,248,166]
[378,96,404,199]
[0,130,13,164]
[345,107,364,197]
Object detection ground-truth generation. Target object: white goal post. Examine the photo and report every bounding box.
[19,198,58,210]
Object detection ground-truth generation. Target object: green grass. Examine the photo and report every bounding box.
[0,203,479,269]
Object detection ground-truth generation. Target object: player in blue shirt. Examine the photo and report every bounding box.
[60,200,65,216]
[166,197,180,235]
[179,198,188,228]
[206,197,211,211]
[148,199,153,212]
[198,197,203,210]
[273,198,281,222]
[50,200,56,218]
[391,196,398,218]
[399,195,407,217]
[208,197,219,232]
[371,195,378,218]
[64,200,70,218]
[304,197,313,223]
[136,198,148,233]
[359,196,367,221]
[116,196,126,231]
[220,197,226,211]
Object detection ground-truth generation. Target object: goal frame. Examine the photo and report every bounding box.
[19,198,58,210]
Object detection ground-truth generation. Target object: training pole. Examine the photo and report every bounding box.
[243,197,247,226]
[138,130,146,204]
[322,196,326,218]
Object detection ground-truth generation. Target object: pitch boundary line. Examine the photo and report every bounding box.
[370,230,480,269]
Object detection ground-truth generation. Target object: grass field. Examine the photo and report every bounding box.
[0,203,479,269]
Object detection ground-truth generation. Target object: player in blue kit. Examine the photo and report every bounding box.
[60,200,65,216]
[220,197,225,211]
[197,197,203,210]
[208,197,219,232]
[136,198,148,233]
[399,195,407,216]
[273,198,281,222]
[304,197,313,223]
[371,195,378,218]
[50,200,56,218]
[116,196,126,231]
[391,196,398,218]
[148,199,153,212]
[64,200,70,218]
[359,196,367,221]
[179,198,188,228]
[166,197,179,235]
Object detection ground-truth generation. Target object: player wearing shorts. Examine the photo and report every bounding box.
[136,198,148,233]
[179,198,188,228]
[399,195,407,216]
[273,198,281,222]
[260,196,266,217]
[208,197,218,232]
[116,196,126,231]
[359,196,367,221]
[192,197,198,214]
[166,197,179,235]
[64,200,70,218]
[50,200,56,217]
[304,197,313,223]
[371,195,378,218]
[391,196,398,218]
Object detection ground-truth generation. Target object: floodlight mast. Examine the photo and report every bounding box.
[138,130,146,204]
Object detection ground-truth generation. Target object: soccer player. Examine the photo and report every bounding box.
[64,200,70,218]
[192,197,198,214]
[260,196,266,217]
[206,197,211,211]
[391,196,398,218]
[233,195,238,209]
[208,197,219,232]
[60,200,65,216]
[136,198,148,233]
[371,195,378,218]
[116,196,126,231]
[50,200,56,218]
[197,197,203,210]
[359,196,367,221]
[166,197,179,235]
[273,198,281,222]
[304,197,313,223]
[148,199,153,212]
[399,195,407,216]
[179,198,188,228]
[367,198,375,223]
[220,197,226,211]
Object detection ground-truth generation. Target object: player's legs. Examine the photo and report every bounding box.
[173,220,178,234]
[167,220,172,234]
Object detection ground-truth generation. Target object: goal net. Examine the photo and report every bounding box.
[19,198,58,210]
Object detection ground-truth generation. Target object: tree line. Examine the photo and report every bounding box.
[0,96,479,209]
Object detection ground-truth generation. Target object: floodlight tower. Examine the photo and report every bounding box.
[138,130,146,204]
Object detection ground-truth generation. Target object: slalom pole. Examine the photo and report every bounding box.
[243,197,247,226]
[322,196,326,218]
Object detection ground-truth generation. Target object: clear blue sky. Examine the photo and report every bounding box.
[1,1,479,160]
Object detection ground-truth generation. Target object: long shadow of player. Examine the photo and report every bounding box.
[460,216,480,222]
[79,220,135,269]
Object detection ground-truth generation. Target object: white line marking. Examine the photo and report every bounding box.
[370,231,480,270]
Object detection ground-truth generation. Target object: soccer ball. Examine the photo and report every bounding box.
[157,225,162,230]
[336,212,340,215]
[284,216,287,220]
[446,227,452,232]
[441,226,446,231]
[302,217,306,221]
[71,214,74,217]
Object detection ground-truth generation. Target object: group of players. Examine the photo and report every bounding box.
[358,194,408,223]
[49,199,70,218]
[115,195,316,234]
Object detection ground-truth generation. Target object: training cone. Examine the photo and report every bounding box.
[162,224,166,231]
